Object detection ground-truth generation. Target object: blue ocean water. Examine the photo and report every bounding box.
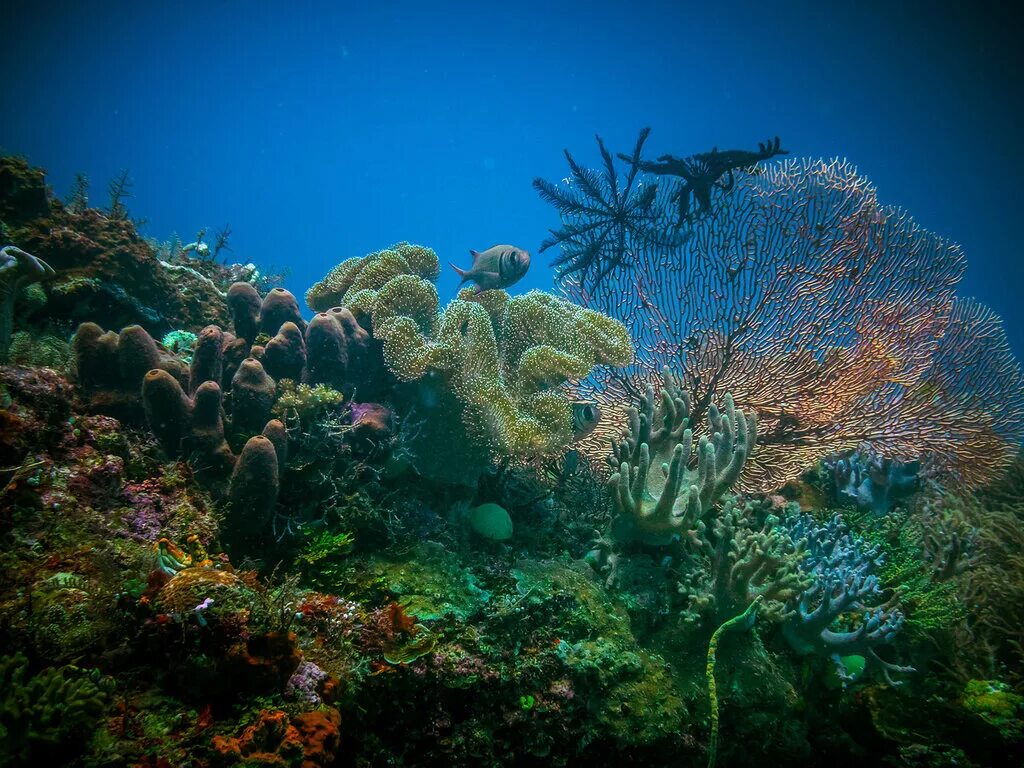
[2,0,1021,353]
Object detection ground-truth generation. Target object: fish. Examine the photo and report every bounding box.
[450,244,530,292]
[571,401,601,439]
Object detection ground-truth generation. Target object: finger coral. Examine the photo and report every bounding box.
[0,653,107,767]
[607,367,756,545]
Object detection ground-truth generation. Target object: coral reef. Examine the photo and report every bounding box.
[1,157,231,336]
[2,143,1024,768]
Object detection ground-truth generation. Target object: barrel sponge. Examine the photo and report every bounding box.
[305,242,440,312]
[142,369,190,456]
[231,358,276,436]
[189,324,224,394]
[259,288,306,337]
[227,282,261,342]
[228,434,280,533]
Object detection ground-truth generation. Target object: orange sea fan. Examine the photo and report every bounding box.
[563,158,1024,491]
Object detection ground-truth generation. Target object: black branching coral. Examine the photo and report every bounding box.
[532,128,679,292]
[619,136,789,227]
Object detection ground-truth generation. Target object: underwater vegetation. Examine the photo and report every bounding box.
[1,143,1023,768]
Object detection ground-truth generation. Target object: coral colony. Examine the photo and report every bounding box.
[1,136,1023,768]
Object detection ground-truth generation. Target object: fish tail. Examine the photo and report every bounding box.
[449,262,469,284]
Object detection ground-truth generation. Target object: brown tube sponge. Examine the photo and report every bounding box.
[189,324,224,395]
[116,325,162,385]
[142,369,190,457]
[261,418,289,474]
[227,282,262,342]
[72,321,119,389]
[228,434,280,541]
[262,321,306,382]
[303,312,350,390]
[231,357,276,437]
[259,288,306,337]
[187,380,235,473]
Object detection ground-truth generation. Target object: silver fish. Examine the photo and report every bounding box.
[450,244,530,292]
[571,401,601,439]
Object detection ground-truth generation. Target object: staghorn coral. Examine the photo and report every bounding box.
[782,512,914,685]
[561,155,1024,492]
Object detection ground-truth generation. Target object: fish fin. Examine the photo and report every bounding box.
[472,271,501,292]
[449,262,469,284]
[469,249,481,265]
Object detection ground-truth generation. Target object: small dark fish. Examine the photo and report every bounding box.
[571,401,601,439]
[450,244,530,292]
